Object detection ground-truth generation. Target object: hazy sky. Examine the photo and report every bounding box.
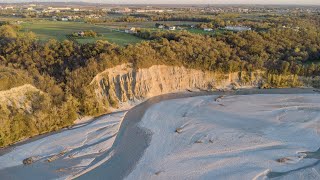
[2,0,320,5]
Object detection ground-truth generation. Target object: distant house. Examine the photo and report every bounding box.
[203,28,213,32]
[135,9,164,13]
[4,6,14,10]
[167,26,176,31]
[155,23,165,29]
[125,27,137,34]
[15,21,24,25]
[224,26,251,32]
[157,24,176,31]
[24,7,34,11]
[78,31,85,37]
[48,7,72,11]
[61,18,68,21]
[281,25,300,31]
[102,8,112,12]
[177,26,184,30]
[114,8,131,13]
[85,14,101,19]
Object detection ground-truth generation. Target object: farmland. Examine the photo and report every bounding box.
[186,28,226,35]
[21,21,144,45]
[96,21,201,29]
[19,20,223,45]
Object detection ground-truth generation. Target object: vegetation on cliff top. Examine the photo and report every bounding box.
[0,13,319,147]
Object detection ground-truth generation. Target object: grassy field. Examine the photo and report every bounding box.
[186,28,226,35]
[96,21,227,36]
[20,20,223,45]
[96,21,200,29]
[75,31,144,45]
[21,21,144,45]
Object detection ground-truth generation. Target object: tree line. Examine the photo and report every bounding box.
[0,14,319,146]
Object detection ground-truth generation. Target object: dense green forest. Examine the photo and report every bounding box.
[0,13,319,147]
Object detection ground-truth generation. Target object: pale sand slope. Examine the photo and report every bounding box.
[126,94,320,180]
[0,111,126,180]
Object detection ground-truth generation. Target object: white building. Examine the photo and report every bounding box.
[168,26,176,31]
[225,26,251,32]
[125,27,137,34]
[203,28,213,32]
[114,8,131,13]
[136,9,164,13]
[102,8,112,12]
[48,7,72,11]
[25,7,34,11]
[4,6,14,10]
[158,25,164,29]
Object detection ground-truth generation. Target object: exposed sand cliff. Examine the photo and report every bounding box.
[0,84,43,114]
[0,65,311,147]
[90,64,263,108]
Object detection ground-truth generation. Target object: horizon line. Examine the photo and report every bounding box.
[1,2,320,6]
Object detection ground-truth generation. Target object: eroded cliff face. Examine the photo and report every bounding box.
[0,84,53,147]
[90,64,263,109]
[0,84,43,113]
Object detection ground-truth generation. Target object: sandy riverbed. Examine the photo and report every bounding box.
[0,112,126,180]
[127,94,320,180]
[0,88,319,180]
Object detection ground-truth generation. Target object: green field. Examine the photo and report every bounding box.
[96,21,201,29]
[19,20,224,45]
[21,21,144,45]
[75,31,144,45]
[96,21,227,36]
[186,28,226,35]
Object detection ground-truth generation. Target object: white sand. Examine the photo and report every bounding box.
[1,92,320,180]
[0,111,126,179]
[126,94,320,180]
